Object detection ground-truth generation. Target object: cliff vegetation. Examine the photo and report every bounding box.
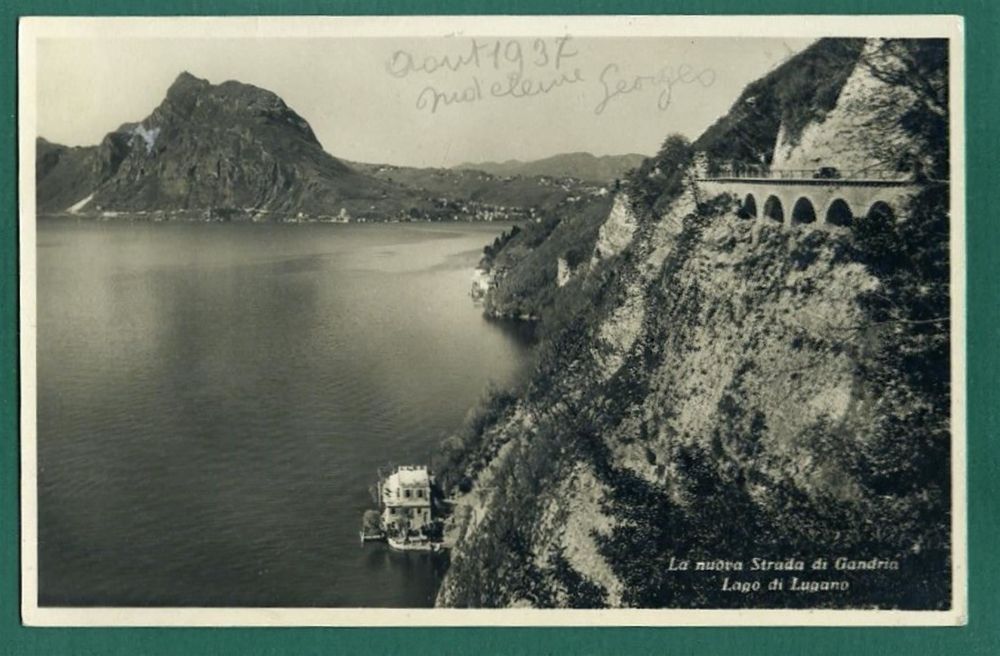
[436,37,951,610]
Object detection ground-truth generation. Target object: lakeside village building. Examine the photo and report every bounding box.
[381,466,433,543]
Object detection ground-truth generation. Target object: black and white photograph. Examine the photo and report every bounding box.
[18,16,965,625]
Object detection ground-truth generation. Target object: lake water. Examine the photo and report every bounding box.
[35,220,533,607]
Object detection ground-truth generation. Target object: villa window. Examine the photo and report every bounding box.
[404,489,411,498]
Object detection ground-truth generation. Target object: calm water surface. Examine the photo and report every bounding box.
[37,220,532,607]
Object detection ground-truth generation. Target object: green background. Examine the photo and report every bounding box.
[2,1,996,654]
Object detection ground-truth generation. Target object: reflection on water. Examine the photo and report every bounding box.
[36,220,532,607]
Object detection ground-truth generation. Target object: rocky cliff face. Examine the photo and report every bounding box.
[436,37,951,610]
[590,193,639,265]
[692,39,866,174]
[772,39,948,176]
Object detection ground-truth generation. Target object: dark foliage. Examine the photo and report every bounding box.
[858,39,949,179]
[849,184,950,502]
[434,384,519,492]
[480,225,521,268]
[480,196,615,321]
[623,134,694,214]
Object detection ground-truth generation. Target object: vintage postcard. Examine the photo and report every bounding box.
[19,15,966,626]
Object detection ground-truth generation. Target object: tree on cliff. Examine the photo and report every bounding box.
[625,133,693,214]
[860,39,948,120]
[857,38,949,178]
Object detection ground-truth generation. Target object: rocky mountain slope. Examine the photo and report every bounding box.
[37,72,423,219]
[456,152,647,183]
[435,38,951,610]
[36,72,598,222]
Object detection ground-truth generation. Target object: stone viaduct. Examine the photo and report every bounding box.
[693,169,924,228]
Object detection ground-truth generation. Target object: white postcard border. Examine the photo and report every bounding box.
[18,14,967,627]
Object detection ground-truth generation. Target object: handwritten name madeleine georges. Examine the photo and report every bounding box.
[666,556,902,594]
[384,37,716,115]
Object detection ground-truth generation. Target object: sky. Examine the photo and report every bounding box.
[36,36,813,168]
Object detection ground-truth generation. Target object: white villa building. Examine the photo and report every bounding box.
[381,465,433,537]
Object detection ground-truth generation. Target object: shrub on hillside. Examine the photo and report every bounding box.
[434,383,519,493]
[624,133,693,214]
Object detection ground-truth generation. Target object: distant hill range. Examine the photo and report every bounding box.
[36,72,601,222]
[347,161,599,212]
[455,152,648,183]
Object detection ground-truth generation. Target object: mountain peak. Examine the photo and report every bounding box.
[166,71,210,99]
[152,71,322,148]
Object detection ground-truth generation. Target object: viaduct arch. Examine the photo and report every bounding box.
[697,173,922,231]
[763,195,784,222]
